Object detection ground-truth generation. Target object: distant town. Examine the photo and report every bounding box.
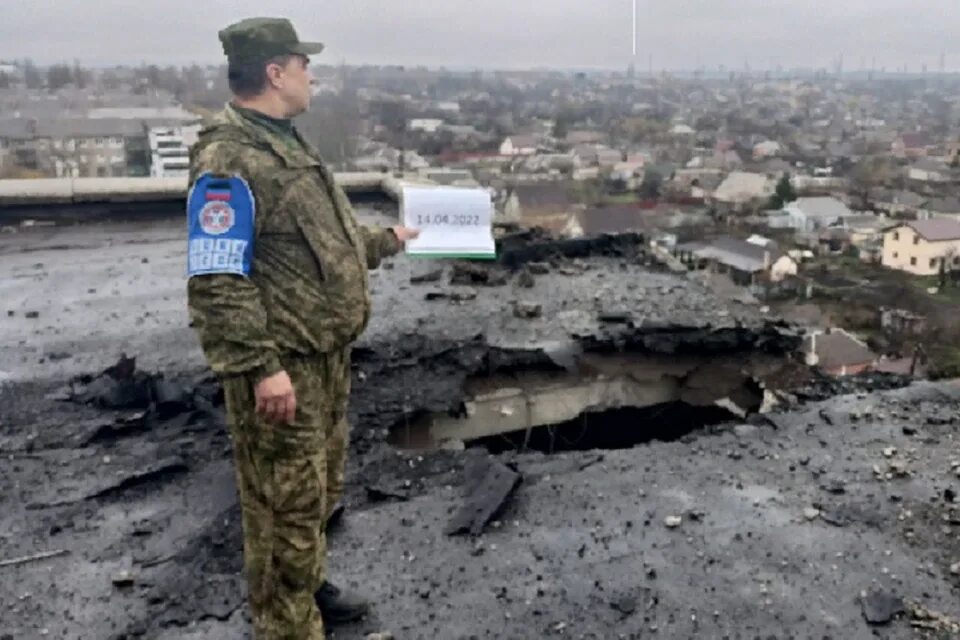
[5,58,960,379]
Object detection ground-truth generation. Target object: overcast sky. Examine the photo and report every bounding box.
[2,0,960,72]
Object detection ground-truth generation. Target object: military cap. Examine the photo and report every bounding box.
[219,17,324,64]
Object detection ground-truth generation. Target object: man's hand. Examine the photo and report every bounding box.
[391,226,420,243]
[255,370,297,424]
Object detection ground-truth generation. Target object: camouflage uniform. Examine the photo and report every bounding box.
[187,19,400,639]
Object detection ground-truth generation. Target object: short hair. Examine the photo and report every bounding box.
[227,54,294,99]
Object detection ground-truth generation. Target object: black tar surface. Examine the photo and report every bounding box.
[1,221,959,639]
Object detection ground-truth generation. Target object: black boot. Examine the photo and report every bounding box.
[314,581,369,624]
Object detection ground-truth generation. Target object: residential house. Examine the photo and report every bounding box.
[352,147,428,172]
[521,153,577,174]
[839,213,888,247]
[499,134,538,156]
[433,101,461,113]
[418,167,479,187]
[0,118,33,173]
[674,235,798,285]
[946,140,960,163]
[908,158,954,184]
[782,197,853,232]
[874,189,926,218]
[501,183,577,222]
[572,143,622,167]
[408,118,444,133]
[892,131,935,159]
[880,308,928,336]
[710,150,744,171]
[565,130,605,145]
[752,140,783,160]
[757,158,792,176]
[576,205,652,236]
[670,123,695,137]
[882,219,960,275]
[919,196,960,220]
[712,171,774,211]
[440,124,481,140]
[802,329,877,377]
[609,160,645,189]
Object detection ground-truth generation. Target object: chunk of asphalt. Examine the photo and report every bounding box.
[445,455,522,536]
[365,484,411,502]
[86,456,189,500]
[861,589,904,625]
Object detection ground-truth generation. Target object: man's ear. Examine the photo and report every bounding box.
[265,62,284,89]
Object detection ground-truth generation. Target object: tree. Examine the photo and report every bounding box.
[72,59,89,89]
[639,169,663,199]
[552,115,569,141]
[939,248,958,289]
[775,173,797,204]
[850,157,893,209]
[22,58,42,89]
[47,64,73,91]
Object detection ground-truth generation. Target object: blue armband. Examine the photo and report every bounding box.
[186,173,256,277]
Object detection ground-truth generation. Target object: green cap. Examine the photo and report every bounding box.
[219,17,324,64]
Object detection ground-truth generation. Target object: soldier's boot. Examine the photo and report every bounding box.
[314,581,369,625]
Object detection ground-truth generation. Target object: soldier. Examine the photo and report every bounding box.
[186,17,419,639]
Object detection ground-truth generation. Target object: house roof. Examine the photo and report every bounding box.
[510,183,573,210]
[877,190,926,208]
[803,330,876,370]
[34,118,147,138]
[0,118,32,140]
[912,157,950,172]
[713,172,772,203]
[900,132,934,149]
[577,205,652,235]
[905,218,960,241]
[565,130,605,145]
[841,214,886,230]
[505,134,537,149]
[683,235,789,274]
[925,197,960,215]
[788,197,851,220]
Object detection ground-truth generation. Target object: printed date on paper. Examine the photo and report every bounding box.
[414,212,483,227]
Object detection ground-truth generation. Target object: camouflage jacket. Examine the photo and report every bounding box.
[187,103,400,380]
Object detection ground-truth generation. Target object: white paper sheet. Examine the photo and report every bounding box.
[401,185,496,259]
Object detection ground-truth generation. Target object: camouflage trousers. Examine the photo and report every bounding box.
[222,348,352,640]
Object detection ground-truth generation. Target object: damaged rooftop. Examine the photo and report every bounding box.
[1,214,960,639]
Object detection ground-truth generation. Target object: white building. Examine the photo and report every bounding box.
[882,219,960,276]
[148,125,199,178]
[712,171,774,207]
[753,140,783,159]
[782,197,852,233]
[408,118,444,133]
[499,135,538,156]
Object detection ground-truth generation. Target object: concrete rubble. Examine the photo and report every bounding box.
[1,219,959,639]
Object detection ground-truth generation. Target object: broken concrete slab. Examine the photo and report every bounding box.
[27,455,189,508]
[410,268,443,284]
[449,262,508,287]
[445,455,521,536]
[513,300,542,319]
